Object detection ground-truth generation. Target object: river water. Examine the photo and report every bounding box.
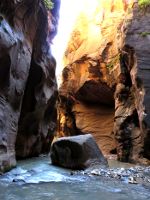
[0,156,150,200]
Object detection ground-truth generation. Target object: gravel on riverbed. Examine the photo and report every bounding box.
[71,166,150,186]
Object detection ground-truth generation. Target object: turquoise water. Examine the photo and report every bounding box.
[0,156,149,200]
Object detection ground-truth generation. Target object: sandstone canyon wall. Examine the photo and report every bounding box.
[124,4,150,163]
[58,0,150,164]
[0,0,60,172]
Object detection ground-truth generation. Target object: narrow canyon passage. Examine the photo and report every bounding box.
[54,0,150,164]
[1,1,150,200]
[0,0,150,174]
[54,0,125,158]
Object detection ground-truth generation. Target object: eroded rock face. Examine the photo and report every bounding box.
[0,0,60,172]
[57,1,150,164]
[51,134,108,169]
[120,4,150,163]
[113,44,141,163]
[58,0,133,155]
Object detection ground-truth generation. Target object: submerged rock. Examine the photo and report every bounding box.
[50,134,108,170]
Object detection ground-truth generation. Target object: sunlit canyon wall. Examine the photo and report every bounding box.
[58,0,150,164]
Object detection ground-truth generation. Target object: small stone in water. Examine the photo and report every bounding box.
[91,169,100,175]
[70,171,74,176]
[128,176,138,184]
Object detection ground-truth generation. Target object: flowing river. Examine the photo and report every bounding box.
[0,156,150,200]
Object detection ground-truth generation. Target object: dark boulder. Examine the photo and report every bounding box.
[50,134,108,170]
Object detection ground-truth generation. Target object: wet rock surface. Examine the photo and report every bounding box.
[50,134,108,169]
[0,0,60,172]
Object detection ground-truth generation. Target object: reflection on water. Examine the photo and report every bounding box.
[0,156,150,200]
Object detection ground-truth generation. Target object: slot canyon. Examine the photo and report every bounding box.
[0,1,150,199]
[57,0,150,165]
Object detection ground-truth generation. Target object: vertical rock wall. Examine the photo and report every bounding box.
[0,0,60,172]
[58,0,134,156]
[58,1,150,164]
[120,3,150,163]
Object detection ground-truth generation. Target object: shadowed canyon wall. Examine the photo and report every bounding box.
[124,4,150,163]
[58,0,150,164]
[0,0,60,172]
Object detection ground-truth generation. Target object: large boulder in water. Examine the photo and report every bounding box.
[50,134,108,170]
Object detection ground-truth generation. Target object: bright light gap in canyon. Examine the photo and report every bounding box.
[51,0,99,87]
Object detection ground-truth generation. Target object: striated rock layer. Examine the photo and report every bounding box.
[58,0,150,164]
[0,0,60,172]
